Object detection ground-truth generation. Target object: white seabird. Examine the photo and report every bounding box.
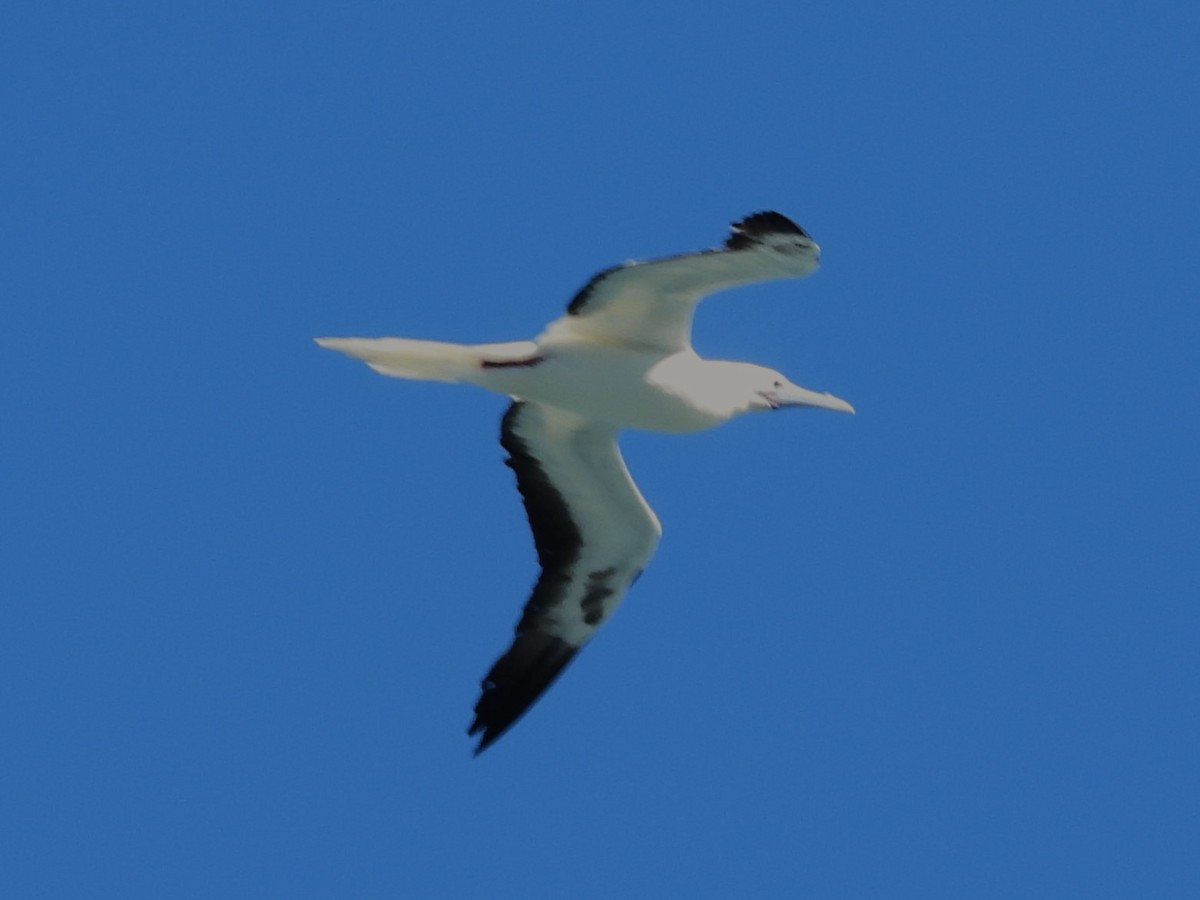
[317,211,853,754]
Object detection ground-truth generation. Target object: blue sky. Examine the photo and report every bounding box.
[3,2,1197,897]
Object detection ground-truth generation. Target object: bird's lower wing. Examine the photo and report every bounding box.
[469,401,662,753]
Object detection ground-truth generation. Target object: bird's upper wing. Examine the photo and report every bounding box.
[469,401,662,754]
[538,211,820,354]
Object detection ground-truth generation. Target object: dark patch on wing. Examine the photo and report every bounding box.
[499,402,582,579]
[580,568,617,626]
[725,211,811,249]
[481,355,545,369]
[470,402,585,754]
[566,263,624,316]
[469,632,577,755]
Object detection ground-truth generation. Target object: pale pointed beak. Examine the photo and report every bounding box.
[763,385,856,414]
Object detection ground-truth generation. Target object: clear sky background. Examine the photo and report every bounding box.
[3,2,1197,897]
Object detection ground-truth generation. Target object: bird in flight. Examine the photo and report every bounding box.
[317,211,853,753]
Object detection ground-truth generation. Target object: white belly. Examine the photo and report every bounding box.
[476,344,725,433]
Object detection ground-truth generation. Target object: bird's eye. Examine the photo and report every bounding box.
[773,380,782,388]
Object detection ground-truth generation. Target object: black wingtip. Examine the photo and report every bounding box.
[725,211,810,249]
[469,632,579,755]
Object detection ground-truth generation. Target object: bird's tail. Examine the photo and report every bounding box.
[315,336,539,383]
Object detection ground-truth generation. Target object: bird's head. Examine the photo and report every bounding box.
[736,363,855,416]
[658,360,853,423]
